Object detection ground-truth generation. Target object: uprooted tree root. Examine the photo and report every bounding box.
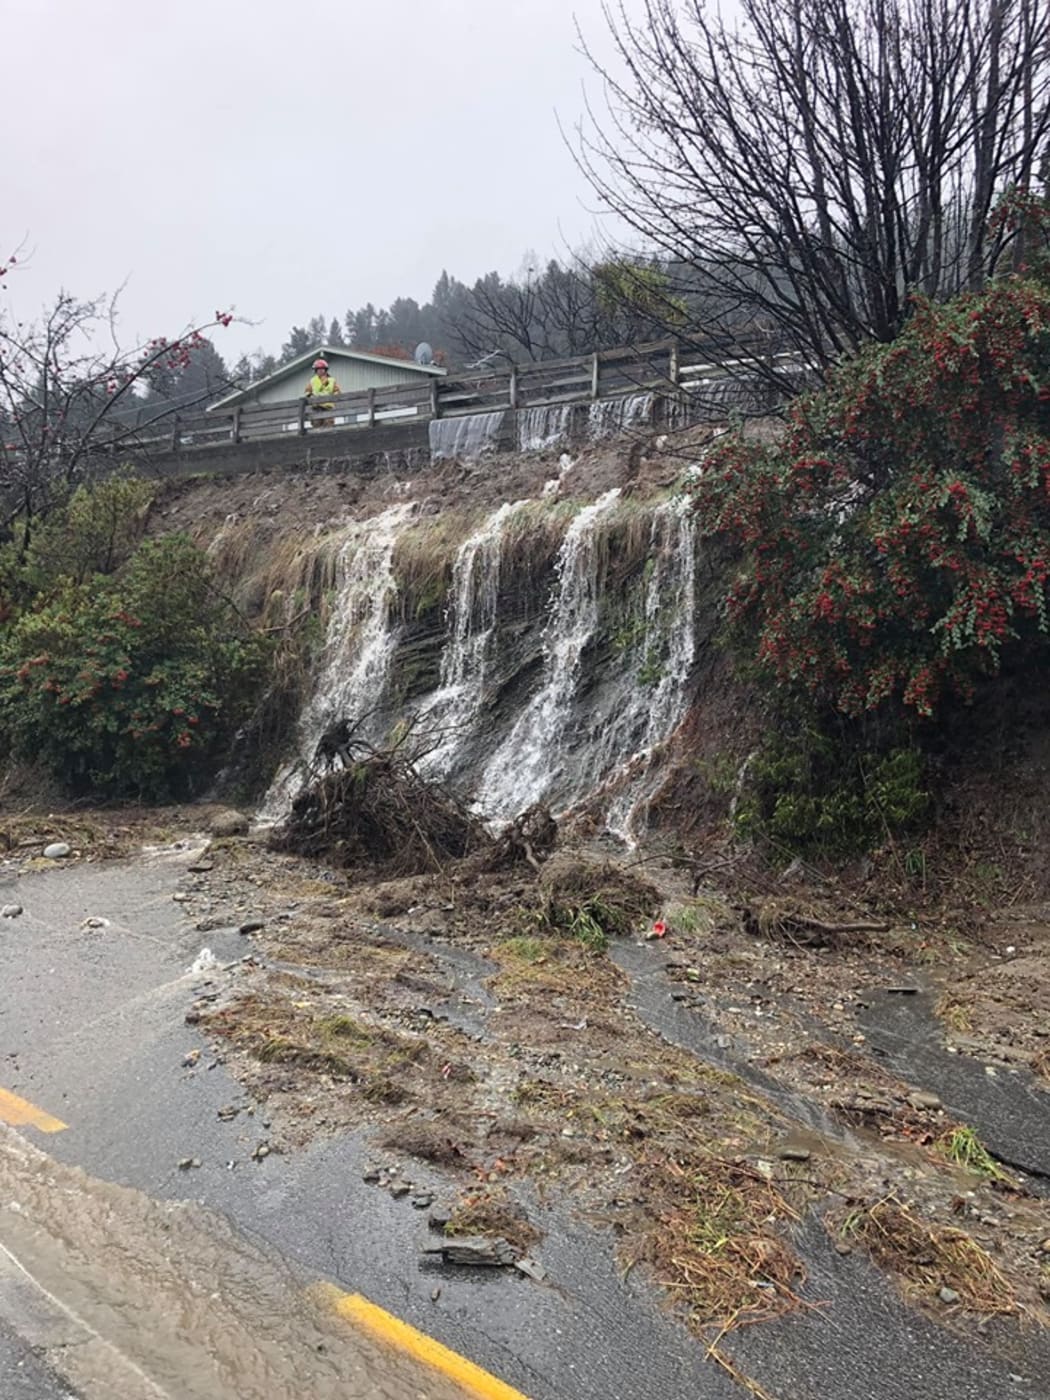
[835,1197,1017,1315]
[470,804,558,874]
[272,724,562,880]
[272,745,489,878]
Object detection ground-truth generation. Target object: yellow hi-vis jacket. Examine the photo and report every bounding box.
[304,374,340,400]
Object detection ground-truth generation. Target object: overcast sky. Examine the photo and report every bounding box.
[5,0,636,360]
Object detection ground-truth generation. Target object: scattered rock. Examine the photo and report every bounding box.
[939,1286,960,1305]
[217,1104,241,1121]
[239,918,266,935]
[422,1235,517,1267]
[362,1169,382,1184]
[412,1193,435,1209]
[388,1180,412,1198]
[177,1157,202,1171]
[430,1287,442,1302]
[777,1143,812,1163]
[182,1049,201,1068]
[1039,1238,1050,1254]
[82,916,108,929]
[251,1142,271,1161]
[908,1091,943,1111]
[428,1207,452,1230]
[188,859,215,874]
[1,904,22,919]
[43,842,71,860]
[209,810,250,837]
[514,1257,547,1283]
[173,893,192,904]
[834,1241,852,1256]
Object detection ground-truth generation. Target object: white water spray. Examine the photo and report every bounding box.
[416,500,528,776]
[260,503,413,817]
[474,488,622,821]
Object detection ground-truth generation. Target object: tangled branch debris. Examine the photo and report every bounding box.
[744,897,889,948]
[473,804,558,874]
[272,722,489,877]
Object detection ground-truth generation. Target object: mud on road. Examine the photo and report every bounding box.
[3,806,1050,1399]
[161,816,1050,1380]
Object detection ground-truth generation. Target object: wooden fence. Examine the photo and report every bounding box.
[129,337,799,456]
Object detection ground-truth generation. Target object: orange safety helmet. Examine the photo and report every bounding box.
[313,357,329,371]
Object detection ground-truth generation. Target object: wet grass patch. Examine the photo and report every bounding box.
[517,860,660,953]
[203,984,429,1104]
[936,1125,1012,1183]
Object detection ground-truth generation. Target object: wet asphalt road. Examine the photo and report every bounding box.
[0,1321,77,1400]
[0,845,1048,1400]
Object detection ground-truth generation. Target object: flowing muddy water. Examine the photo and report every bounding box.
[0,1126,472,1400]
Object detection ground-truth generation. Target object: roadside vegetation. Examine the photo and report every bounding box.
[0,476,269,799]
[692,196,1050,859]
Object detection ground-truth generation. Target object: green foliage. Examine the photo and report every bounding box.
[0,534,268,800]
[691,223,1050,721]
[27,475,154,586]
[937,1126,1009,1182]
[733,729,929,857]
[592,260,686,327]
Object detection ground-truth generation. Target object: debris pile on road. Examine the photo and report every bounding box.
[272,738,489,877]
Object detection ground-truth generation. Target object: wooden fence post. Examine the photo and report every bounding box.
[231,407,242,444]
[297,397,307,435]
[170,414,180,452]
[668,342,679,386]
[508,362,519,410]
[591,353,600,400]
[430,377,441,419]
[367,387,376,428]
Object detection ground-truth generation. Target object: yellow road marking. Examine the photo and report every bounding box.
[312,1282,533,1400]
[0,1087,67,1134]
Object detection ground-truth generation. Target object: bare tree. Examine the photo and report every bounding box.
[577,0,1050,385]
[0,289,235,537]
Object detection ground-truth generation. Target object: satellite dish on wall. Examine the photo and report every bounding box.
[414,342,434,366]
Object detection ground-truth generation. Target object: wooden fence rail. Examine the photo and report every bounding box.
[107,335,795,459]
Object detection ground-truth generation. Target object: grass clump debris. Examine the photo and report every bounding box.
[837,1196,1016,1314]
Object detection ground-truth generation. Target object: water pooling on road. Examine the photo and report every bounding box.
[0,1125,479,1400]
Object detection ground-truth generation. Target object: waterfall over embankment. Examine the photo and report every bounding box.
[241,437,714,839]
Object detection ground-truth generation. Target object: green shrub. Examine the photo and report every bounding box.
[27,475,154,586]
[691,222,1050,721]
[734,729,929,857]
[0,534,268,799]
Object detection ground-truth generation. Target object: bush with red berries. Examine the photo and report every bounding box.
[692,217,1050,723]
